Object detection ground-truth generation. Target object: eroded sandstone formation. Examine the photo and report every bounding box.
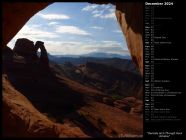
[2,75,89,138]
[115,3,143,75]
[13,38,37,59]
[13,38,49,66]
[35,41,49,67]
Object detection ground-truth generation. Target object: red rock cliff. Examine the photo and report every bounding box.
[115,3,143,75]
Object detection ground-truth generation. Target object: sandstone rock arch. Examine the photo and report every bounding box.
[3,2,143,75]
[13,38,49,66]
[35,41,49,67]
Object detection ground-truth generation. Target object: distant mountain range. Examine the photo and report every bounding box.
[51,52,131,59]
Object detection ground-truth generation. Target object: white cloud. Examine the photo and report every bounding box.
[102,12,115,19]
[82,4,98,11]
[90,26,103,30]
[93,13,101,18]
[93,12,115,19]
[19,25,59,39]
[93,8,116,19]
[7,39,16,49]
[91,9,100,14]
[82,4,116,20]
[113,30,122,33]
[43,40,129,56]
[7,25,60,48]
[109,8,115,13]
[30,24,42,28]
[100,4,111,9]
[82,41,129,55]
[48,22,59,26]
[37,13,70,20]
[45,41,84,55]
[56,26,91,36]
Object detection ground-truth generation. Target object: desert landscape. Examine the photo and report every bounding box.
[3,38,143,137]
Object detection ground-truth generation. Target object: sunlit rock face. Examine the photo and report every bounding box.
[2,70,89,138]
[115,3,143,75]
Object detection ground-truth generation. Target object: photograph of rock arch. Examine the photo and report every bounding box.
[2,2,143,138]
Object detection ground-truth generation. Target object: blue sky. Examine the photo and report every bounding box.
[7,2,130,56]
